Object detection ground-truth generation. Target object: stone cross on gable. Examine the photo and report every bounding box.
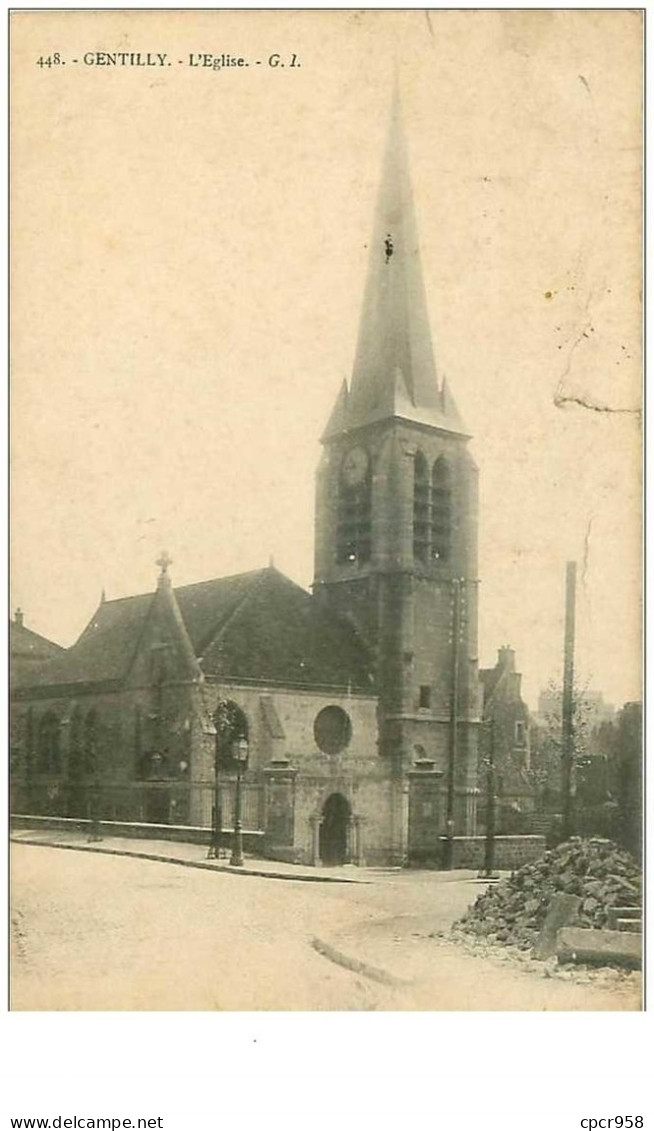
[156,550,173,578]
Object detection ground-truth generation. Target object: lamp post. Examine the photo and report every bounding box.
[230,737,248,867]
[207,748,222,860]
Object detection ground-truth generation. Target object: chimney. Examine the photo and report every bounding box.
[14,607,24,628]
[497,645,515,672]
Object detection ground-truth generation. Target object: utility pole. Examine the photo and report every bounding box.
[479,716,498,879]
[561,561,577,842]
[443,578,462,870]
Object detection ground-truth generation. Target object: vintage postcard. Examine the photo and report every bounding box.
[9,9,642,1016]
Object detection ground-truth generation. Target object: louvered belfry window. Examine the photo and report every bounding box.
[413,451,430,563]
[431,457,452,562]
[412,454,453,564]
[336,460,372,564]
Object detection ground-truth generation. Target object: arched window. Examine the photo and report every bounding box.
[431,457,452,562]
[37,711,61,775]
[413,451,429,563]
[214,700,249,765]
[336,447,372,566]
[85,709,99,775]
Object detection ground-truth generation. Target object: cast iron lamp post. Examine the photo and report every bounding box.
[230,737,249,867]
[207,746,222,860]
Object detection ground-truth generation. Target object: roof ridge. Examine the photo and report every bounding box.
[175,566,269,595]
[91,567,271,609]
[194,570,268,658]
[261,567,311,599]
[81,591,155,618]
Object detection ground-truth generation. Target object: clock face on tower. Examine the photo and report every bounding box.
[341,446,369,488]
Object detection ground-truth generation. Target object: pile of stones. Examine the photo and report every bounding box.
[455,838,641,951]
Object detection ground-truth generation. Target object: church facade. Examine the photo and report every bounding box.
[10,97,481,867]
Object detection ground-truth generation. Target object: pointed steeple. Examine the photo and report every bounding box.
[440,375,468,436]
[327,88,469,439]
[146,553,203,683]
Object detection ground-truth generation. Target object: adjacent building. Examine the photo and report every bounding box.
[478,646,534,833]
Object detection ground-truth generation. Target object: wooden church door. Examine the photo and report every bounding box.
[319,793,350,865]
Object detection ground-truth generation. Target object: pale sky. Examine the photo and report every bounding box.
[10,9,642,710]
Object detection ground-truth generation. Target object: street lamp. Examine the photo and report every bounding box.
[230,737,249,867]
[207,747,222,860]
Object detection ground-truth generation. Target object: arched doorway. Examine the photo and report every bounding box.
[319,793,351,865]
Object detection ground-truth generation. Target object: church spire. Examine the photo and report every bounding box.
[325,88,468,439]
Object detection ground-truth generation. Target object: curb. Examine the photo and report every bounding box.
[10,836,369,885]
[311,936,409,987]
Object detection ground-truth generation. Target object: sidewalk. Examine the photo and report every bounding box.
[9,826,479,886]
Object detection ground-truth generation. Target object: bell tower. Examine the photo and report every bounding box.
[314,91,480,855]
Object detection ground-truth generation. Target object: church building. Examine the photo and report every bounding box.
[10,96,481,867]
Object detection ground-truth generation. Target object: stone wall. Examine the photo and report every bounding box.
[9,679,201,822]
[435,834,546,870]
[10,813,265,853]
[12,674,491,867]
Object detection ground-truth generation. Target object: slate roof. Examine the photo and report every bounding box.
[10,620,67,690]
[10,593,153,689]
[10,620,65,662]
[11,566,375,694]
[197,568,374,690]
[175,570,265,656]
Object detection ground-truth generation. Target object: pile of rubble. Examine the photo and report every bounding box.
[455,838,641,951]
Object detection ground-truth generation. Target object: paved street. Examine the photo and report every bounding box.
[11,843,640,1011]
